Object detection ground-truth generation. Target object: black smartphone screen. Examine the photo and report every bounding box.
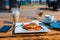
[0,26,11,32]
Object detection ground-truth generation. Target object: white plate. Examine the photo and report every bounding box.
[14,22,50,33]
[42,20,52,23]
[42,19,56,23]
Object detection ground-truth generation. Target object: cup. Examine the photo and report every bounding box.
[45,14,55,22]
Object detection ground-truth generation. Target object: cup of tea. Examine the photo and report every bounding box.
[44,14,55,23]
[42,14,55,25]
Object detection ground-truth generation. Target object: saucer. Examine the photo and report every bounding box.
[50,20,60,28]
[42,19,53,23]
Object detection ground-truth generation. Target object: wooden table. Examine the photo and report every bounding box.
[0,17,60,40]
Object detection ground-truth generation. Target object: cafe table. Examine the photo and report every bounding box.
[0,16,60,40]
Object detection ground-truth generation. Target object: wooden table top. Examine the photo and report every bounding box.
[0,16,60,40]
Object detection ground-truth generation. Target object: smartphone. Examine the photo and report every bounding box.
[0,26,11,32]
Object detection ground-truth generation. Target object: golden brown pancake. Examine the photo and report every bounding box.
[23,23,42,31]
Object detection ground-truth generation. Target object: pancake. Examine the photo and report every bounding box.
[23,23,42,31]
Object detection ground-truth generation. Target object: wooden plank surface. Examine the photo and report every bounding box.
[0,17,60,40]
[0,5,60,40]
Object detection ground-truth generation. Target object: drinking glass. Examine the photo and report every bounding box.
[37,10,44,17]
[11,8,20,23]
[36,10,44,21]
